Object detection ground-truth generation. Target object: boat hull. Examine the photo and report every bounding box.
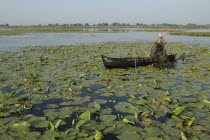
[102,54,176,68]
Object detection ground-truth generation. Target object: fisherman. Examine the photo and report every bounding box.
[150,33,168,63]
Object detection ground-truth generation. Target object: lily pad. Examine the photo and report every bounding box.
[10,121,31,133]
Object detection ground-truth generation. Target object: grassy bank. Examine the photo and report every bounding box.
[133,29,184,33]
[169,32,210,37]
[0,28,123,35]
[1,28,210,37]
[134,29,210,37]
[0,42,210,139]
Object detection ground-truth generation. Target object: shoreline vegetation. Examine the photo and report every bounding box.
[1,28,210,37]
[134,29,210,37]
[0,28,125,35]
[133,29,184,32]
[169,32,210,37]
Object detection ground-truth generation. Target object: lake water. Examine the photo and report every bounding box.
[0,29,210,51]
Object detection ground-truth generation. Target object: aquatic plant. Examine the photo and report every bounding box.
[0,42,209,139]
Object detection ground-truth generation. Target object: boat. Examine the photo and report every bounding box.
[102,54,176,68]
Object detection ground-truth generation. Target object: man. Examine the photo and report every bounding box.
[150,34,168,63]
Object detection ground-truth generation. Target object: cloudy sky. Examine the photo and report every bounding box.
[0,0,210,25]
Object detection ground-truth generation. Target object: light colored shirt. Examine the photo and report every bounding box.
[155,38,166,46]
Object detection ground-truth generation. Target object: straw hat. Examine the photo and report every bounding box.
[158,33,163,37]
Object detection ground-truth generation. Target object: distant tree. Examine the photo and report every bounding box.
[97,23,103,26]
[74,23,83,26]
[62,24,69,26]
[85,23,89,26]
[5,24,9,26]
[111,22,121,26]
[122,23,126,26]
[79,23,83,26]
[187,23,196,26]
[102,23,109,26]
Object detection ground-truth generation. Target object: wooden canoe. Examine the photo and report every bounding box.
[102,54,176,68]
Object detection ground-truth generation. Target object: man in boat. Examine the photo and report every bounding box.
[150,33,168,63]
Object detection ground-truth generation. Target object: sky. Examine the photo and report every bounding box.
[0,0,210,25]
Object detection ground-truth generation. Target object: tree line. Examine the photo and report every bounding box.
[1,23,210,29]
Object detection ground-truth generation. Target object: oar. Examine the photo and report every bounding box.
[133,48,137,68]
[163,30,170,37]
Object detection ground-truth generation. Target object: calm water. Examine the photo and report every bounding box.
[0,29,210,51]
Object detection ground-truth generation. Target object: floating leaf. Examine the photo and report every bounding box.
[9,90,19,98]
[79,73,85,77]
[79,111,91,121]
[188,117,196,126]
[153,79,158,86]
[100,115,117,122]
[181,131,187,140]
[164,91,170,96]
[94,103,101,111]
[117,131,140,140]
[95,129,104,140]
[122,118,135,124]
[0,104,5,111]
[134,111,139,122]
[145,127,162,138]
[46,122,54,131]
[165,98,171,102]
[186,103,204,109]
[45,104,59,108]
[10,121,31,133]
[54,119,62,129]
[136,83,142,88]
[130,94,137,99]
[203,99,210,104]
[75,120,87,130]
[180,115,190,120]
[173,107,185,116]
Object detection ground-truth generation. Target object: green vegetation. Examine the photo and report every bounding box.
[134,29,184,32]
[134,29,210,37]
[1,28,210,38]
[0,42,210,139]
[169,32,210,37]
[0,29,123,35]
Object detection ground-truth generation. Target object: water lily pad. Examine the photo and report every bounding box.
[117,131,140,140]
[10,121,31,133]
[79,111,91,121]
[95,129,104,140]
[173,107,185,116]
[99,115,117,122]
[144,127,162,138]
